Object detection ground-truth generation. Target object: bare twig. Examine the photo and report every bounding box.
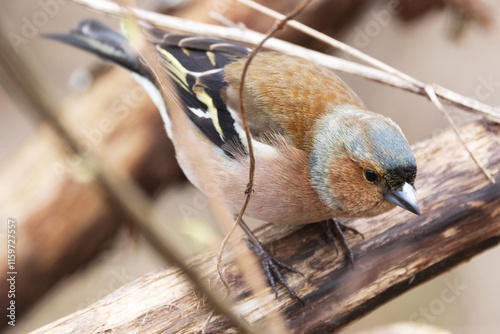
[425,85,495,183]
[216,0,313,299]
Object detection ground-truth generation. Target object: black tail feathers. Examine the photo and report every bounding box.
[43,20,146,76]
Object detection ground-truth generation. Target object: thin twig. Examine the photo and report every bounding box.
[238,0,315,238]
[69,0,500,124]
[425,85,495,183]
[216,0,313,303]
[217,221,241,298]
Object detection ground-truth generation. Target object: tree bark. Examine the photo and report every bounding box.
[32,120,500,333]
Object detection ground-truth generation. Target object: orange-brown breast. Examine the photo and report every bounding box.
[223,52,366,152]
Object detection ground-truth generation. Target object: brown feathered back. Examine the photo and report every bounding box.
[223,52,366,152]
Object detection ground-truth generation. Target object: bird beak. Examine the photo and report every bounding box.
[384,182,420,215]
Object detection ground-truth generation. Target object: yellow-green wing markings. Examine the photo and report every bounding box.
[156,37,251,156]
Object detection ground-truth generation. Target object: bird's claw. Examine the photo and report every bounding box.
[245,239,304,305]
[321,218,364,269]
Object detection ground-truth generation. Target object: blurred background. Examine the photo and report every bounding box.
[0,0,499,333]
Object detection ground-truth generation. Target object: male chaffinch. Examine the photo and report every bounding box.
[46,20,419,300]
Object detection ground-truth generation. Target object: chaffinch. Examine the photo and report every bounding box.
[46,20,419,300]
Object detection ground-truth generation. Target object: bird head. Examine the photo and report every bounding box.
[309,105,419,218]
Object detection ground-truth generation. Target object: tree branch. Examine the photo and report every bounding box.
[32,120,500,333]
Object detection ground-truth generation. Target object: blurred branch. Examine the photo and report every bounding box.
[69,0,500,123]
[0,28,252,333]
[396,0,493,29]
[32,120,500,333]
[0,69,182,328]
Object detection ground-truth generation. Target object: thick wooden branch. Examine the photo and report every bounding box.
[34,120,500,333]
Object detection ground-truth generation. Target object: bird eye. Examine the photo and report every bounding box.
[364,169,379,183]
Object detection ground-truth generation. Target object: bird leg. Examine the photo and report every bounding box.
[321,218,364,268]
[238,219,304,303]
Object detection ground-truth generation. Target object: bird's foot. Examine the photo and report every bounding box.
[321,218,364,268]
[245,239,304,304]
